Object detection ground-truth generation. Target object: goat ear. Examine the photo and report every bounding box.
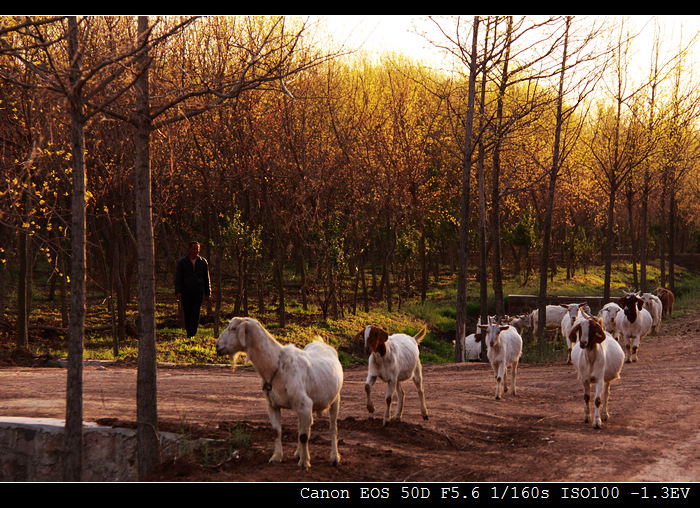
[590,319,605,343]
[477,324,487,331]
[236,320,247,347]
[636,298,644,311]
[376,327,389,344]
[499,325,509,331]
[569,324,581,343]
[353,330,365,343]
[474,333,482,342]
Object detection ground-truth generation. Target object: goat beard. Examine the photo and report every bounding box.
[230,351,247,372]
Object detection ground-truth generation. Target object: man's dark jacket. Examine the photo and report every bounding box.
[175,255,211,297]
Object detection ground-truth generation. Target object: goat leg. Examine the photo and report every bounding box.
[267,404,284,463]
[329,396,341,466]
[394,382,406,422]
[383,379,397,426]
[296,410,312,470]
[365,375,377,415]
[412,366,429,420]
[582,381,591,424]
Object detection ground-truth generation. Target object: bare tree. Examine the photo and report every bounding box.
[584,18,655,301]
[419,15,481,362]
[536,17,571,343]
[659,34,700,292]
[533,16,607,343]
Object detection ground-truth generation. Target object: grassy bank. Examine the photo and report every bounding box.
[4,261,699,367]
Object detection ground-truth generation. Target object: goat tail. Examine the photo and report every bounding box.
[414,325,428,344]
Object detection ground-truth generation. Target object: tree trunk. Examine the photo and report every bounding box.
[537,17,569,345]
[455,16,479,363]
[16,229,28,348]
[603,189,616,301]
[63,16,86,482]
[668,178,676,292]
[640,170,649,293]
[134,15,161,479]
[477,19,489,330]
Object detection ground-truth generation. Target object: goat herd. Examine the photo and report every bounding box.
[213,287,675,470]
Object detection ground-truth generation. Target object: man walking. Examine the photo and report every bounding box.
[175,241,211,338]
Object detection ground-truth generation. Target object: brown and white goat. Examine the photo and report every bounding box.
[464,329,483,361]
[570,316,625,429]
[615,292,653,363]
[355,325,429,426]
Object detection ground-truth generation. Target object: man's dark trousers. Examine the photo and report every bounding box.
[181,292,204,338]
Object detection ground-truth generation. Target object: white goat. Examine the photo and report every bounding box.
[569,316,624,428]
[559,302,588,364]
[641,292,663,333]
[464,327,484,361]
[615,292,653,363]
[355,325,429,426]
[477,320,523,400]
[598,302,622,340]
[215,317,343,469]
[508,313,532,337]
[531,305,568,339]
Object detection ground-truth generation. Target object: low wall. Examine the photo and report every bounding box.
[0,417,189,481]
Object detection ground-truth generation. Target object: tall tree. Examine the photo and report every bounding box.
[456,16,479,363]
[536,16,571,343]
[585,18,653,301]
[534,15,605,342]
[133,16,160,478]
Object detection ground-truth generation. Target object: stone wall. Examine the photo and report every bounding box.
[0,417,186,481]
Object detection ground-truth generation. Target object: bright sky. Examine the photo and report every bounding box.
[319,15,700,78]
[318,15,442,63]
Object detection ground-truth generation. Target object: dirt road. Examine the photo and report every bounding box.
[1,310,699,483]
